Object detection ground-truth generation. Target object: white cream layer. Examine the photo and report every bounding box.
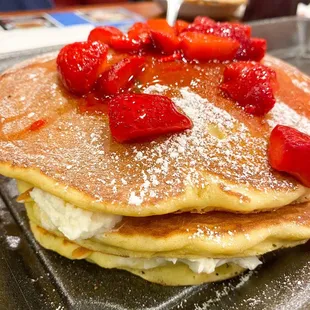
[30,188,122,241]
[112,256,261,274]
[30,188,262,274]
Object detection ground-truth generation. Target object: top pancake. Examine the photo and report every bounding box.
[0,53,310,216]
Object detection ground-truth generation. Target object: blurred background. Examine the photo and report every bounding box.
[0,0,310,21]
[2,0,310,56]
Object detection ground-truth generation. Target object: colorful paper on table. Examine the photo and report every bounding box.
[0,8,145,55]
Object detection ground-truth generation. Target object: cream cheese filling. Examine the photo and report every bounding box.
[30,188,262,274]
[111,256,262,274]
[30,188,122,241]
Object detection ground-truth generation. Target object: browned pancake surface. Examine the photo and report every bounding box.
[0,54,310,215]
[114,201,310,238]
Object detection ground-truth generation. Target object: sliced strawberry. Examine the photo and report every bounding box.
[180,32,240,61]
[109,35,143,53]
[193,16,216,26]
[88,26,123,45]
[230,23,252,37]
[223,62,278,91]
[29,119,46,131]
[57,41,108,95]
[128,22,152,45]
[147,19,180,54]
[175,20,190,35]
[216,24,265,61]
[108,93,192,143]
[268,125,310,187]
[181,20,263,61]
[221,62,277,116]
[246,38,267,62]
[97,56,145,96]
[158,50,182,62]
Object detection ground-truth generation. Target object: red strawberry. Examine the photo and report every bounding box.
[97,56,145,96]
[109,35,143,53]
[29,119,46,131]
[193,16,216,26]
[268,125,310,187]
[108,93,192,143]
[57,41,108,95]
[175,20,190,35]
[223,62,278,90]
[246,38,267,62]
[128,22,152,45]
[215,24,265,61]
[220,62,277,116]
[158,50,182,62]
[88,26,123,45]
[88,26,144,53]
[181,20,264,61]
[147,19,180,54]
[230,23,252,37]
[180,32,240,61]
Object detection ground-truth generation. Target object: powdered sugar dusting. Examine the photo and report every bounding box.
[292,79,310,94]
[0,61,301,211]
[268,101,310,134]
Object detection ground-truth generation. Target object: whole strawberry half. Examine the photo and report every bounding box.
[269,125,310,187]
[180,32,240,61]
[108,93,192,143]
[109,35,143,53]
[57,41,108,95]
[182,17,265,61]
[128,22,152,45]
[97,56,145,96]
[220,62,278,116]
[174,20,190,35]
[147,19,180,55]
[88,26,123,45]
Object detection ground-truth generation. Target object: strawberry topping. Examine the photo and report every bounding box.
[88,26,123,45]
[193,16,216,26]
[89,26,146,53]
[97,56,145,96]
[57,41,108,95]
[180,32,240,61]
[182,19,265,61]
[268,125,310,187]
[147,19,180,55]
[56,18,272,145]
[128,22,152,45]
[158,50,182,62]
[109,35,143,53]
[174,20,190,35]
[247,38,267,62]
[108,93,192,143]
[220,62,278,116]
[29,119,46,131]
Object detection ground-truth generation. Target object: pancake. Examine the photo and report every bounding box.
[0,54,310,216]
[26,198,310,285]
[24,195,310,259]
[13,178,309,285]
[31,223,245,286]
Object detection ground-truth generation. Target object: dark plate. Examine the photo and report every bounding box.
[0,16,310,310]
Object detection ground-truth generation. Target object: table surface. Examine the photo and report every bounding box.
[0,2,164,19]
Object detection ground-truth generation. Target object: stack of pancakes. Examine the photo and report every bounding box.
[1,53,310,285]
